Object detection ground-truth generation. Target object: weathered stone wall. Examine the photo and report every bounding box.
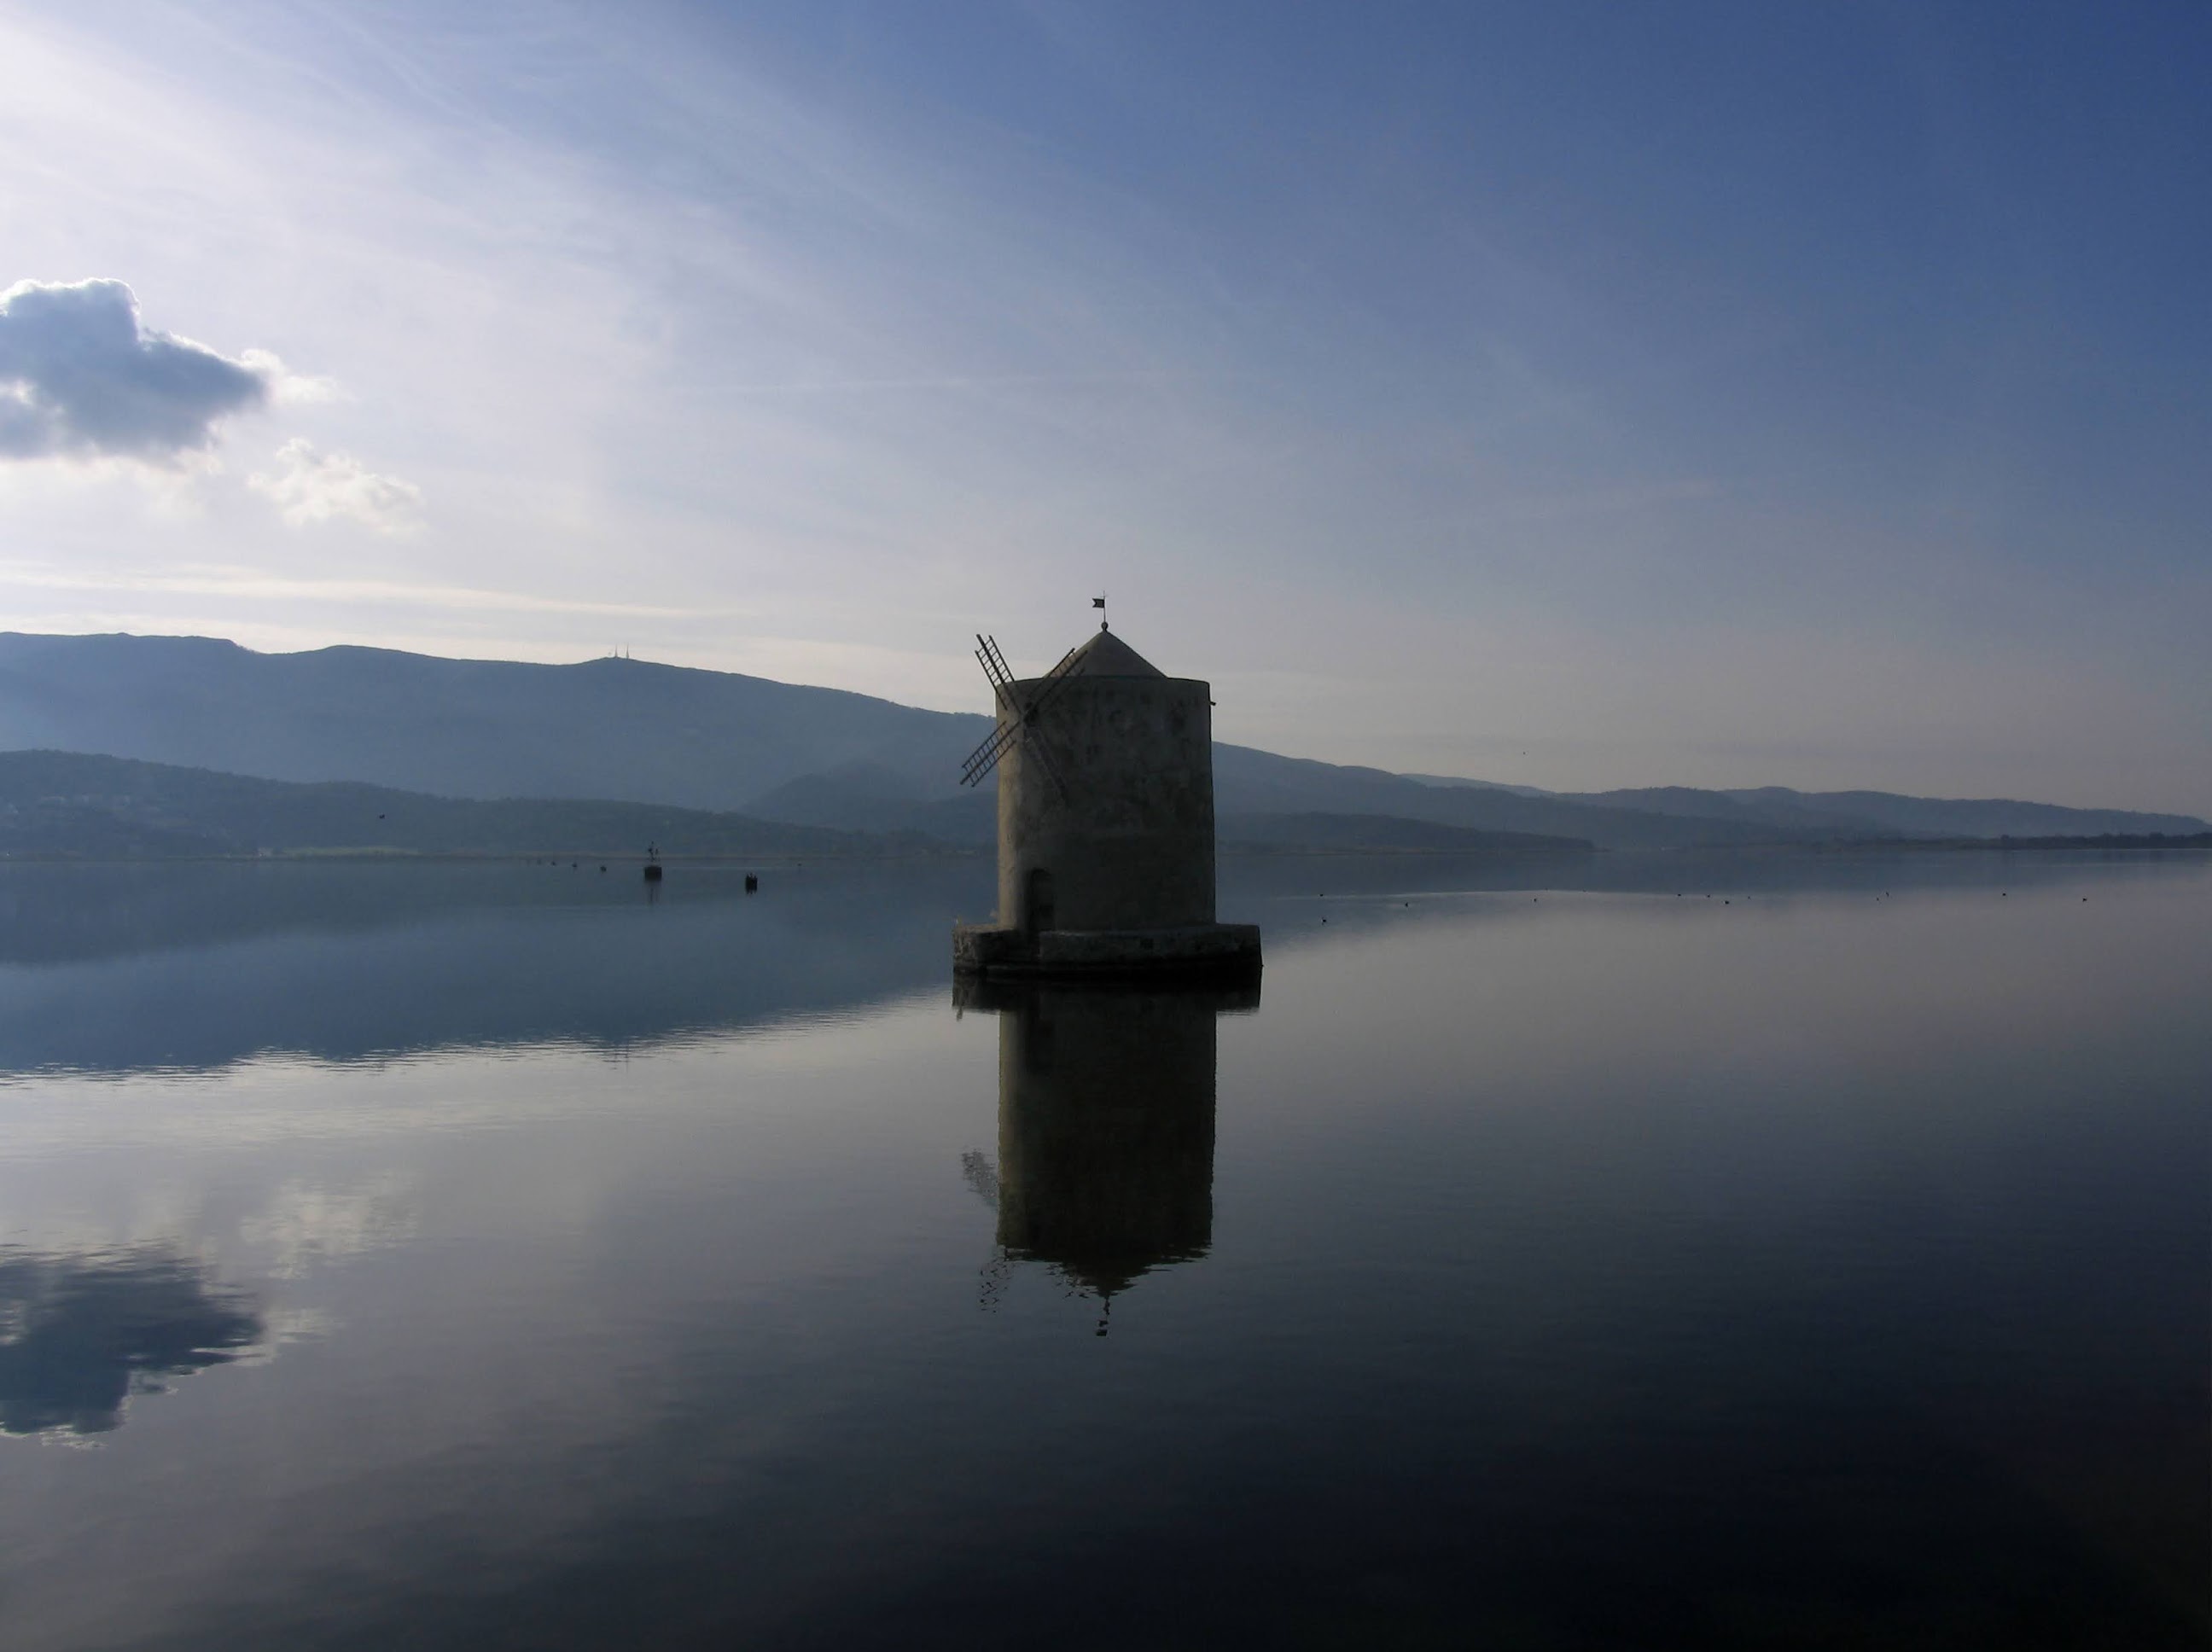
[994,674,1216,932]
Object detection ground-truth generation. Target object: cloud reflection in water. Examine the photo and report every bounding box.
[0,1246,263,1437]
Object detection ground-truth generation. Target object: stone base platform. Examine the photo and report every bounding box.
[953,922,1262,980]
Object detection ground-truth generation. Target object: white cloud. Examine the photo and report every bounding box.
[239,1174,419,1279]
[238,348,343,405]
[0,277,268,461]
[248,437,422,533]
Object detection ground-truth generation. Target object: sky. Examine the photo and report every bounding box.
[1,0,2206,811]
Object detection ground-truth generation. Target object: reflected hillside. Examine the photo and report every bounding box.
[1219,842,2207,910]
[1224,844,2212,948]
[0,857,992,966]
[3,848,2194,1076]
[0,858,994,1073]
[0,1247,262,1437]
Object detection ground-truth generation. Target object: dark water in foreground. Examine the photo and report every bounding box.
[0,851,2204,1649]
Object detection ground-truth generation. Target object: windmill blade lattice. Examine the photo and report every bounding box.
[958,635,1078,794]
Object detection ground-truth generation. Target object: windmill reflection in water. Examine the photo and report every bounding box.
[957,975,1258,1334]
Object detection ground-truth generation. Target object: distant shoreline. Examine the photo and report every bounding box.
[1827,833,2212,854]
[0,847,978,865]
[4,837,2207,867]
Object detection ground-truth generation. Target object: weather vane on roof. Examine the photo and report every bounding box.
[1092,592,1107,631]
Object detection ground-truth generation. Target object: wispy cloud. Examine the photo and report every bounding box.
[239,350,344,405]
[0,558,715,620]
[248,438,422,533]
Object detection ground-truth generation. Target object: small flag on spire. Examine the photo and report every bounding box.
[1091,596,1106,608]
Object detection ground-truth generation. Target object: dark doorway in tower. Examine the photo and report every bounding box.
[1025,868,1056,936]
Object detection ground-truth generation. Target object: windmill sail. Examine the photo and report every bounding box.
[958,635,1080,793]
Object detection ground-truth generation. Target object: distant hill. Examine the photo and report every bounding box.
[0,751,907,859]
[742,763,996,841]
[1397,774,1550,798]
[1208,747,1812,849]
[1935,832,2212,852]
[3,632,2201,852]
[1547,784,2210,841]
[754,750,2209,852]
[1218,813,1591,854]
[0,631,987,810]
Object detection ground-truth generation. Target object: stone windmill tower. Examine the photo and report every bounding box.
[952,614,1261,978]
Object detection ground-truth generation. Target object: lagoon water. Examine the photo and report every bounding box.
[0,851,2204,1649]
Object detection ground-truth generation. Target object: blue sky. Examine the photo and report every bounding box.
[2,0,2205,809]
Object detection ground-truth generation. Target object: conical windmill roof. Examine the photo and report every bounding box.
[1045,628,1166,679]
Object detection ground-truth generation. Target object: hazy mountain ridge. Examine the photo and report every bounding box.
[1210,746,1808,849]
[0,751,905,859]
[742,762,995,839]
[0,631,988,810]
[1218,813,1591,854]
[1400,775,2208,840]
[3,633,2201,851]
[1545,784,2209,841]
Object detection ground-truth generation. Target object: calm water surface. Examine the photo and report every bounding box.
[0,852,2204,1649]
